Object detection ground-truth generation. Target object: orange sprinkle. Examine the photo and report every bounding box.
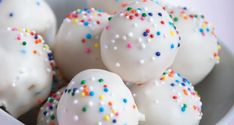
[33,50,37,54]
[108,102,113,107]
[183,89,188,96]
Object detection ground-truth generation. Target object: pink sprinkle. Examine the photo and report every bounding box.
[12,28,17,31]
[17,36,21,40]
[85,48,91,54]
[202,32,205,36]
[88,18,92,22]
[127,42,132,49]
[106,25,111,30]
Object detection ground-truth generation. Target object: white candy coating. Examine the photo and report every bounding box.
[57,69,144,125]
[165,6,221,84]
[54,8,110,81]
[0,28,53,117]
[131,69,203,125]
[37,87,65,125]
[101,0,181,83]
[0,0,57,47]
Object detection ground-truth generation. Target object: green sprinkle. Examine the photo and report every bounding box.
[22,41,27,46]
[50,114,55,120]
[201,15,205,19]
[98,78,104,83]
[48,98,54,103]
[142,13,147,17]
[169,15,173,18]
[108,17,112,21]
[127,7,132,11]
[181,104,187,112]
[82,107,87,112]
[173,17,178,22]
[81,80,86,85]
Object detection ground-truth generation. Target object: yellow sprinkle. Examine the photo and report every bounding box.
[93,13,97,17]
[112,109,117,114]
[25,28,30,33]
[18,28,22,32]
[202,23,207,29]
[81,92,85,96]
[169,30,175,36]
[94,43,100,48]
[73,19,78,24]
[99,95,104,101]
[217,45,222,51]
[103,115,110,121]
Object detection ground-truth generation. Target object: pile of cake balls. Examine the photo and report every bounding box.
[0,0,221,125]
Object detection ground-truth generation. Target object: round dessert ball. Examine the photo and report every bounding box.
[54,8,110,81]
[0,0,57,48]
[37,87,66,125]
[0,28,53,117]
[101,0,181,83]
[57,69,144,125]
[131,69,203,125]
[165,6,221,84]
[87,0,132,14]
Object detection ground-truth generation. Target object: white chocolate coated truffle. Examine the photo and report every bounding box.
[37,87,65,125]
[0,0,57,47]
[87,0,132,14]
[54,8,110,81]
[0,28,53,117]
[101,0,181,83]
[57,69,144,125]
[131,69,202,125]
[165,6,221,84]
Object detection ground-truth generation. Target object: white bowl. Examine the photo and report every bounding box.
[3,1,234,124]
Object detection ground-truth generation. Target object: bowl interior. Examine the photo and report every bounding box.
[17,1,234,124]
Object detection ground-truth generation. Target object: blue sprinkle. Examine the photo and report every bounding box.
[143,32,148,37]
[49,106,53,110]
[156,31,161,36]
[89,91,95,96]
[99,106,104,112]
[199,28,204,33]
[123,98,128,104]
[112,119,117,123]
[84,22,89,26]
[148,12,153,16]
[155,52,161,57]
[158,12,162,16]
[48,52,54,60]
[43,111,47,116]
[170,83,175,87]
[170,44,175,49]
[175,80,180,83]
[86,33,92,39]
[181,83,186,86]
[9,12,14,17]
[178,43,181,47]
[34,35,38,39]
[104,88,109,93]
